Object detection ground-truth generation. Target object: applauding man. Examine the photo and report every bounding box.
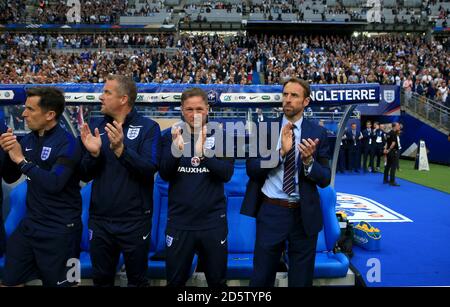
[0,87,82,287]
[79,75,161,287]
[242,78,331,287]
[159,88,234,287]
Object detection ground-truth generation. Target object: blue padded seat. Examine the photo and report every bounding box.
[0,181,27,278]
[313,186,349,278]
[225,160,255,279]
[80,182,93,278]
[147,174,198,279]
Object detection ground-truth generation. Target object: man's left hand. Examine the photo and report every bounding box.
[105,121,124,157]
[298,138,319,165]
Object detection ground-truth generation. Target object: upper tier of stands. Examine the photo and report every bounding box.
[1,0,448,27]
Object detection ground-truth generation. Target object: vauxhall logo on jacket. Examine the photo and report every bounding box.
[177,166,210,174]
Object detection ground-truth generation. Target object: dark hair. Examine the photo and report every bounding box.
[106,75,137,107]
[181,87,208,106]
[282,77,311,99]
[26,87,65,119]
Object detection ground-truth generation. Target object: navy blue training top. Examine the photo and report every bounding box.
[159,123,234,230]
[80,108,161,221]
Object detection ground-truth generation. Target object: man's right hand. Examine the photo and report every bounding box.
[0,128,24,164]
[80,123,101,158]
[280,122,294,158]
[0,128,17,153]
[171,126,184,151]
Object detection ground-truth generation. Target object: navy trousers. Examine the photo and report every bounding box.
[250,202,318,287]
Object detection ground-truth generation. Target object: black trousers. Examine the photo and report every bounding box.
[89,218,151,287]
[374,144,384,168]
[348,148,360,171]
[384,150,398,183]
[337,147,346,172]
[362,145,375,172]
[165,224,228,287]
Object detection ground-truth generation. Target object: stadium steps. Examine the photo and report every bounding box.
[176,0,188,12]
[25,4,34,23]
[401,91,450,135]
[402,108,449,135]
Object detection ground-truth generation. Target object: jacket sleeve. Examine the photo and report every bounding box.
[158,129,181,182]
[1,153,22,184]
[304,128,331,188]
[116,122,161,180]
[203,156,234,182]
[20,135,82,194]
[246,146,282,181]
[0,124,21,183]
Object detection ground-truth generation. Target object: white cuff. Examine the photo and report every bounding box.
[304,158,314,175]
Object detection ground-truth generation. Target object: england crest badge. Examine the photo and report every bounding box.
[205,136,215,150]
[41,146,52,161]
[383,90,395,103]
[166,235,174,247]
[127,126,141,140]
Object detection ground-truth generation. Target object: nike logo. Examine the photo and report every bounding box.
[220,238,227,245]
[161,95,170,99]
[25,148,33,151]
[99,132,105,136]
[250,96,258,100]
[74,96,83,100]
[56,280,68,286]
[143,233,150,240]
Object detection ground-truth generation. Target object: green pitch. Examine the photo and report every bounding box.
[384,159,450,194]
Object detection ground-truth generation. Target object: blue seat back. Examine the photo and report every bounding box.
[80,182,92,252]
[4,181,27,238]
[152,174,169,254]
[225,160,256,253]
[316,186,340,252]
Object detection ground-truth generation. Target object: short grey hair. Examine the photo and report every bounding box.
[106,75,137,107]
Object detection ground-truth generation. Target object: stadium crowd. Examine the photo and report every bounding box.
[0,0,128,24]
[1,32,449,105]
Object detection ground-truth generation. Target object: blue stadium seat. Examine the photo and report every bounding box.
[4,181,27,238]
[225,160,255,279]
[0,181,27,278]
[80,182,93,278]
[312,185,349,278]
[147,174,198,280]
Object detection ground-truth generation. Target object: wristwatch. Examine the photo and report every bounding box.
[304,157,314,168]
[18,158,29,170]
